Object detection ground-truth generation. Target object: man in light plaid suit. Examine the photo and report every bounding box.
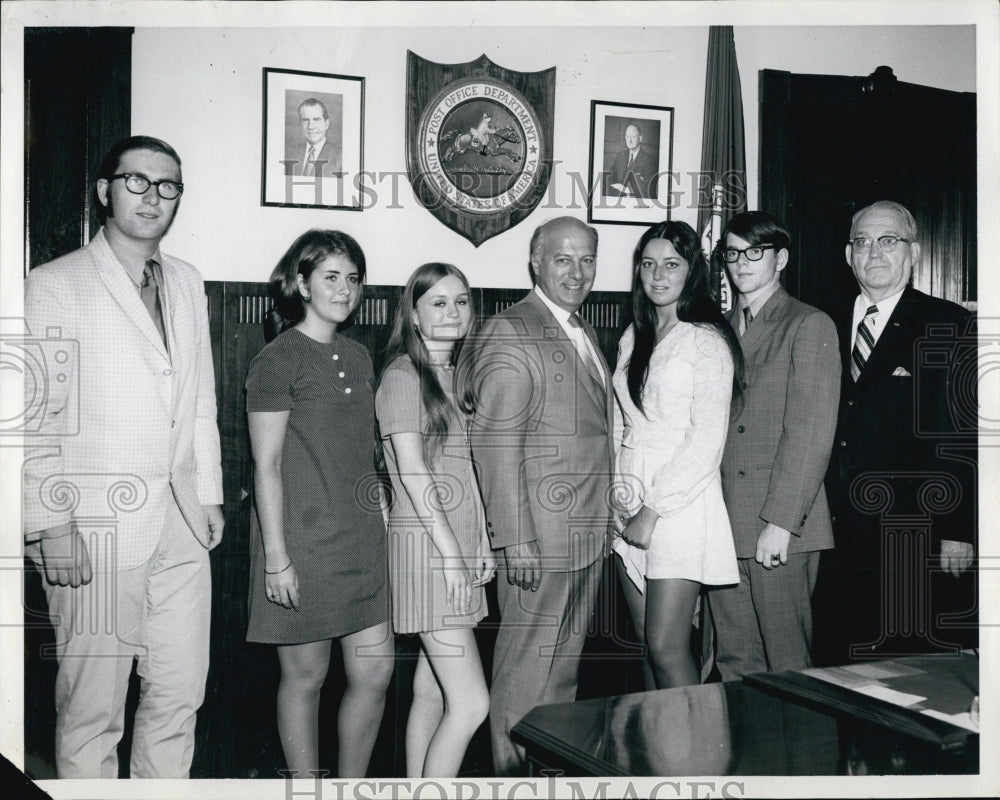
[708,211,841,679]
[23,136,224,778]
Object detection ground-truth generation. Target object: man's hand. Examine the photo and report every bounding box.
[204,505,225,550]
[755,523,792,570]
[38,522,93,587]
[940,539,974,578]
[621,505,659,550]
[502,540,541,591]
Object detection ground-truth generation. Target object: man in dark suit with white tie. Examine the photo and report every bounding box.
[709,211,841,680]
[814,200,977,665]
[468,216,614,776]
[289,97,342,177]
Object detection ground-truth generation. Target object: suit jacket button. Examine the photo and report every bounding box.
[737,425,745,433]
[840,440,847,447]
[848,400,854,407]
[737,470,745,477]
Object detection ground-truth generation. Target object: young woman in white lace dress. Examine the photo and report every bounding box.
[612,221,745,689]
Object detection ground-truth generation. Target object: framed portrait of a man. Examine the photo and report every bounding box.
[588,100,674,225]
[261,67,365,210]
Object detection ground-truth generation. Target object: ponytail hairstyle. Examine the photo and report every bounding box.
[265,229,367,342]
[626,220,745,413]
[381,262,478,460]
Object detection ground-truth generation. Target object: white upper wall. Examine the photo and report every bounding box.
[131,23,976,288]
[132,25,709,290]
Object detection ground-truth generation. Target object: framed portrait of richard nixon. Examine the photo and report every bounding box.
[588,100,674,226]
[261,67,365,210]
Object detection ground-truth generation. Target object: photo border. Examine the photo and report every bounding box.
[261,66,365,211]
[588,99,675,226]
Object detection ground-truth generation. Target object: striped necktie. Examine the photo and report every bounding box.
[850,304,879,381]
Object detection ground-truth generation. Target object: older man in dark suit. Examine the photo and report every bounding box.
[606,122,658,199]
[815,200,977,665]
[709,211,841,680]
[468,216,614,776]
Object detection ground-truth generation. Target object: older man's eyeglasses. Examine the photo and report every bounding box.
[110,173,184,200]
[849,235,911,253]
[721,244,776,263]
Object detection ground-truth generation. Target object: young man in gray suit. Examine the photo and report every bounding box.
[709,211,841,679]
[467,216,614,775]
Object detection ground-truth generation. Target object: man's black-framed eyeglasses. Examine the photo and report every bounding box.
[721,244,776,263]
[110,173,184,200]
[849,235,911,253]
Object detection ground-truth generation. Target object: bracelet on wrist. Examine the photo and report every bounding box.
[265,560,292,575]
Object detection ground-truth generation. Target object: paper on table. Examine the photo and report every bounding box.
[803,667,880,690]
[842,661,925,680]
[856,684,926,707]
[921,708,979,733]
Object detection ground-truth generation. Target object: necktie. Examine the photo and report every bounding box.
[141,259,167,345]
[741,306,753,336]
[305,145,318,176]
[568,313,604,388]
[850,304,878,382]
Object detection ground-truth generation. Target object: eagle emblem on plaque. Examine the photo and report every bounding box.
[406,52,555,247]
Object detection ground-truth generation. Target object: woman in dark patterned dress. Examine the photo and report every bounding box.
[376,263,494,777]
[245,230,393,777]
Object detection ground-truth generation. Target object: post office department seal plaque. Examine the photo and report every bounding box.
[406,52,555,247]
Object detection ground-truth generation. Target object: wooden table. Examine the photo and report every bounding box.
[512,654,978,776]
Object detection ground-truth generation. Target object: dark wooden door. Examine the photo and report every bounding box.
[24,27,133,271]
[22,26,134,780]
[759,66,976,315]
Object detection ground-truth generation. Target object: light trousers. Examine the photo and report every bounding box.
[27,498,211,778]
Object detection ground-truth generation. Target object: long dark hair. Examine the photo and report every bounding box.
[626,220,744,413]
[380,263,477,460]
[265,229,367,341]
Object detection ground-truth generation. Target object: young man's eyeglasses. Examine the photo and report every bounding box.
[722,244,777,263]
[110,173,184,200]
[849,235,911,253]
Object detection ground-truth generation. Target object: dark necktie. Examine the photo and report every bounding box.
[850,304,879,382]
[141,259,167,345]
[742,306,753,336]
